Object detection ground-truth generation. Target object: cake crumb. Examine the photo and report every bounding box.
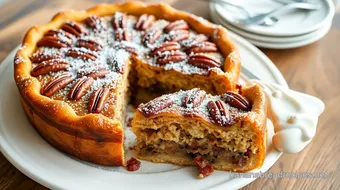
[126,157,141,172]
[194,155,214,179]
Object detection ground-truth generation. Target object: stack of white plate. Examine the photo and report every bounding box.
[209,0,335,49]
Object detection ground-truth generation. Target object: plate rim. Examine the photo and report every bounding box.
[214,0,335,37]
[240,23,332,49]
[210,4,333,49]
[210,3,332,44]
[0,32,286,190]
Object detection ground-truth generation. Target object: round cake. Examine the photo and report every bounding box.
[14,1,242,166]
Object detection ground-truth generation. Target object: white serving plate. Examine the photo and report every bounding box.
[214,0,334,37]
[210,2,332,44]
[0,32,287,190]
[210,3,332,49]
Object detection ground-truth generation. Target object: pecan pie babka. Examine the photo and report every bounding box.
[132,84,267,174]
[14,1,241,166]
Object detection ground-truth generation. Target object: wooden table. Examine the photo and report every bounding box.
[0,0,339,189]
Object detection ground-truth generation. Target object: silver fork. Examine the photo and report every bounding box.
[211,0,279,26]
[234,2,321,25]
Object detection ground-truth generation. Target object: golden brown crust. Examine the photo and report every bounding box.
[14,1,241,166]
[21,97,124,165]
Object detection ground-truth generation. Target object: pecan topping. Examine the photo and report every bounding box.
[194,34,209,43]
[140,97,174,117]
[45,29,73,40]
[182,88,206,108]
[30,52,62,63]
[61,21,88,37]
[85,15,107,31]
[87,70,110,79]
[207,100,230,126]
[194,155,214,179]
[111,12,127,30]
[110,42,138,56]
[222,92,251,111]
[37,36,71,48]
[114,29,130,41]
[76,38,102,51]
[142,29,162,45]
[164,20,189,33]
[135,14,155,30]
[149,41,181,56]
[187,54,221,69]
[182,34,209,51]
[121,46,138,56]
[167,29,190,42]
[156,51,187,65]
[66,48,98,60]
[31,59,70,77]
[41,73,74,97]
[126,157,141,172]
[187,42,218,54]
[88,87,110,113]
[68,77,94,101]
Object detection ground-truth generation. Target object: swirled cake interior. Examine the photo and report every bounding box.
[132,87,266,174]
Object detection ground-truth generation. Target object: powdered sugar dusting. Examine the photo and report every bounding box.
[15,55,26,64]
[29,12,226,115]
[138,88,248,126]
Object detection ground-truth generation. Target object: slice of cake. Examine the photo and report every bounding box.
[131,84,267,175]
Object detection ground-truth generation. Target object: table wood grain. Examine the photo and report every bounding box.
[0,0,339,189]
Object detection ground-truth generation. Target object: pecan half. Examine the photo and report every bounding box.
[110,42,138,56]
[194,34,209,43]
[222,92,251,111]
[167,29,190,42]
[149,41,181,56]
[111,12,127,30]
[85,15,107,31]
[156,51,187,65]
[182,88,206,108]
[30,52,62,63]
[135,14,155,30]
[194,155,214,179]
[114,29,130,41]
[187,42,218,54]
[37,36,71,48]
[142,29,162,45]
[121,46,138,56]
[68,77,94,100]
[182,34,209,51]
[41,73,74,97]
[207,100,230,126]
[45,29,73,40]
[187,54,221,69]
[164,20,189,33]
[87,70,110,79]
[61,21,88,37]
[76,38,102,51]
[140,97,174,117]
[31,59,70,77]
[66,48,98,60]
[88,87,110,113]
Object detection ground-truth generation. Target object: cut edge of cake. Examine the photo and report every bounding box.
[131,83,267,173]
